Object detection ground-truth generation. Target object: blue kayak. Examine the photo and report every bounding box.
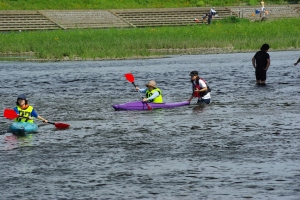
[9,122,38,136]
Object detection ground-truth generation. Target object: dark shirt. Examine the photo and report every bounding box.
[254,50,270,69]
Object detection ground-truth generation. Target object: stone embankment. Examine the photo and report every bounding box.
[0,5,299,31]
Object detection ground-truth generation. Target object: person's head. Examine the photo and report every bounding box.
[190,71,199,81]
[16,94,28,106]
[260,43,270,51]
[145,80,157,90]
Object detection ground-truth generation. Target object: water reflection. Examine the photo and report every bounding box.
[3,133,34,150]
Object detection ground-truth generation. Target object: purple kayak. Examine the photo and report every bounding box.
[113,100,190,111]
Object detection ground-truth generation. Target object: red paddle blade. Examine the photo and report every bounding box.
[3,108,18,120]
[54,122,70,129]
[124,73,134,83]
[146,103,153,110]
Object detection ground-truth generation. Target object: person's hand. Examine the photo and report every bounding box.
[194,88,200,93]
[43,119,48,123]
[135,86,140,91]
[142,98,148,102]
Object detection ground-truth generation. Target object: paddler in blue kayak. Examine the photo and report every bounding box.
[13,94,48,123]
[135,80,163,103]
[188,71,211,104]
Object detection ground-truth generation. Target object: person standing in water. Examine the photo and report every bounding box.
[188,71,211,104]
[252,43,270,85]
[294,57,300,66]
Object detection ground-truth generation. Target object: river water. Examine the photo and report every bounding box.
[0,51,300,199]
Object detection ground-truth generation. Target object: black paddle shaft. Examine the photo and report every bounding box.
[132,82,137,88]
[132,82,145,100]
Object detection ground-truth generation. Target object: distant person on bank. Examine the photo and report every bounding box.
[260,0,265,17]
[207,13,213,25]
[252,43,270,85]
[210,7,217,16]
[294,57,300,66]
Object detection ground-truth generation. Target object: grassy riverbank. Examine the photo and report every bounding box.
[1,17,299,60]
[0,0,298,10]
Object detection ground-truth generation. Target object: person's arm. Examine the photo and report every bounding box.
[294,58,300,66]
[195,80,208,93]
[143,91,159,102]
[188,84,194,102]
[195,87,207,93]
[188,95,193,102]
[37,115,48,123]
[32,109,48,123]
[138,88,146,93]
[252,57,256,68]
[13,107,19,114]
[265,58,270,71]
[135,86,146,93]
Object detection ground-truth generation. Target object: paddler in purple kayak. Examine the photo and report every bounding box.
[188,71,211,104]
[135,80,163,103]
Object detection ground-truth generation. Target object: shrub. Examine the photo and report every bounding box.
[196,1,205,7]
[249,0,258,6]
[220,16,250,23]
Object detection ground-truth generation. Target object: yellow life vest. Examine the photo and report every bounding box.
[146,88,163,103]
[15,105,34,123]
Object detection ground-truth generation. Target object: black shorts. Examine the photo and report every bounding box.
[255,68,266,81]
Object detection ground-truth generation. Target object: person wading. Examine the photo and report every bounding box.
[188,71,211,104]
[252,43,270,85]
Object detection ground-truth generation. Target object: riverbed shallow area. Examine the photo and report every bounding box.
[0,51,300,199]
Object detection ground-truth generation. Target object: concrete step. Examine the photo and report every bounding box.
[63,24,131,28]
[0,27,60,31]
[0,11,62,31]
[0,24,61,28]
[0,5,298,31]
[0,20,57,24]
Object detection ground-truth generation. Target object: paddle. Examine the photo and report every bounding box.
[3,108,19,120]
[3,108,70,129]
[124,73,152,110]
[47,122,70,129]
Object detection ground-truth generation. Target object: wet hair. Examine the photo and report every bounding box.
[16,99,28,106]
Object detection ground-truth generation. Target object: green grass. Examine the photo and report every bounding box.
[0,0,298,10]
[1,17,299,60]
